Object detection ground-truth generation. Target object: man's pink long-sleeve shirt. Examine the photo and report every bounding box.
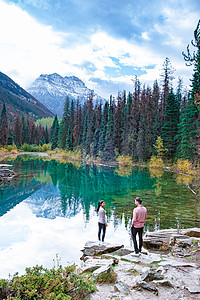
[132,206,147,228]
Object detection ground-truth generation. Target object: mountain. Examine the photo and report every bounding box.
[28,73,105,118]
[0,72,54,120]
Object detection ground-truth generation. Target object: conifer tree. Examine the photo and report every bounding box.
[13,115,22,146]
[103,101,115,161]
[161,91,180,158]
[180,19,200,160]
[58,97,70,149]
[51,115,60,149]
[160,57,175,122]
[0,103,8,146]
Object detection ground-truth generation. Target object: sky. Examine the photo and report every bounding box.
[0,0,199,98]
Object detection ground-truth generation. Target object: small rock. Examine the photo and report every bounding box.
[141,269,164,282]
[114,281,130,294]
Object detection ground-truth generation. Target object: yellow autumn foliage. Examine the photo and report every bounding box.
[176,159,196,175]
[149,156,164,169]
[116,155,133,166]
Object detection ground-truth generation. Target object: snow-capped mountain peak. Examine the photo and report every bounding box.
[28,73,105,117]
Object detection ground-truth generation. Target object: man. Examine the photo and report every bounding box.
[131,197,147,254]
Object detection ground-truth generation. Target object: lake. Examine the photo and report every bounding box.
[0,155,199,278]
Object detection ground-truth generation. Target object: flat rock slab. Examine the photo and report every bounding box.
[122,252,163,265]
[82,241,124,256]
[158,259,198,268]
[185,286,200,293]
[143,228,200,250]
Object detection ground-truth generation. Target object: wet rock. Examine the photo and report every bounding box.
[141,269,164,282]
[0,168,15,181]
[114,280,130,294]
[90,265,112,280]
[81,241,124,256]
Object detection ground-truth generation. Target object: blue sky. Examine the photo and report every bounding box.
[0,0,199,98]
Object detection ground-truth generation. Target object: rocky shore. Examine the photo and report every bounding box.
[0,164,15,183]
[80,228,200,299]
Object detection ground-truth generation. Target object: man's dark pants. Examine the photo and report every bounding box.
[131,226,144,253]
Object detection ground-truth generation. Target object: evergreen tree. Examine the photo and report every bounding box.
[44,125,49,144]
[98,101,109,156]
[103,102,115,161]
[21,114,29,144]
[178,97,198,159]
[51,115,60,149]
[180,19,200,160]
[160,57,175,122]
[58,97,70,149]
[161,91,180,158]
[13,115,22,146]
[0,103,8,146]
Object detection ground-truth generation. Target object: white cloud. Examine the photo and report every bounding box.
[0,0,197,99]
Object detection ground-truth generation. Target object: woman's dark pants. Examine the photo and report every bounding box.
[131,226,144,253]
[98,222,106,242]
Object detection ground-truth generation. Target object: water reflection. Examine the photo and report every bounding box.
[0,156,199,230]
[0,156,199,278]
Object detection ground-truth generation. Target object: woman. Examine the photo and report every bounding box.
[97,200,107,242]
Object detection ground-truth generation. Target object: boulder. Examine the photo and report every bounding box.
[153,279,174,287]
[90,265,112,280]
[0,167,15,182]
[114,281,130,294]
[81,241,124,256]
[135,280,158,293]
[143,228,199,251]
[141,269,164,282]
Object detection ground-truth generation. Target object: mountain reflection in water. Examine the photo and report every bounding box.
[0,156,199,278]
[0,156,199,230]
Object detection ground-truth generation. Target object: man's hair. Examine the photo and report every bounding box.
[135,197,142,204]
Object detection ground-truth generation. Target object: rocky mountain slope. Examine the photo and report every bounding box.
[0,72,54,120]
[28,73,105,117]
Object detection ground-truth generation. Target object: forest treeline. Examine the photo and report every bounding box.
[0,21,200,162]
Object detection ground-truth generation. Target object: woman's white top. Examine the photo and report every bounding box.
[98,206,107,224]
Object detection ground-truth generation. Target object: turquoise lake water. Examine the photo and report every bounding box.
[0,155,199,278]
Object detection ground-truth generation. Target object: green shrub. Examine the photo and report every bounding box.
[22,143,30,151]
[7,145,13,152]
[0,264,96,299]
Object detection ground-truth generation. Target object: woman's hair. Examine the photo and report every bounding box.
[97,200,105,212]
